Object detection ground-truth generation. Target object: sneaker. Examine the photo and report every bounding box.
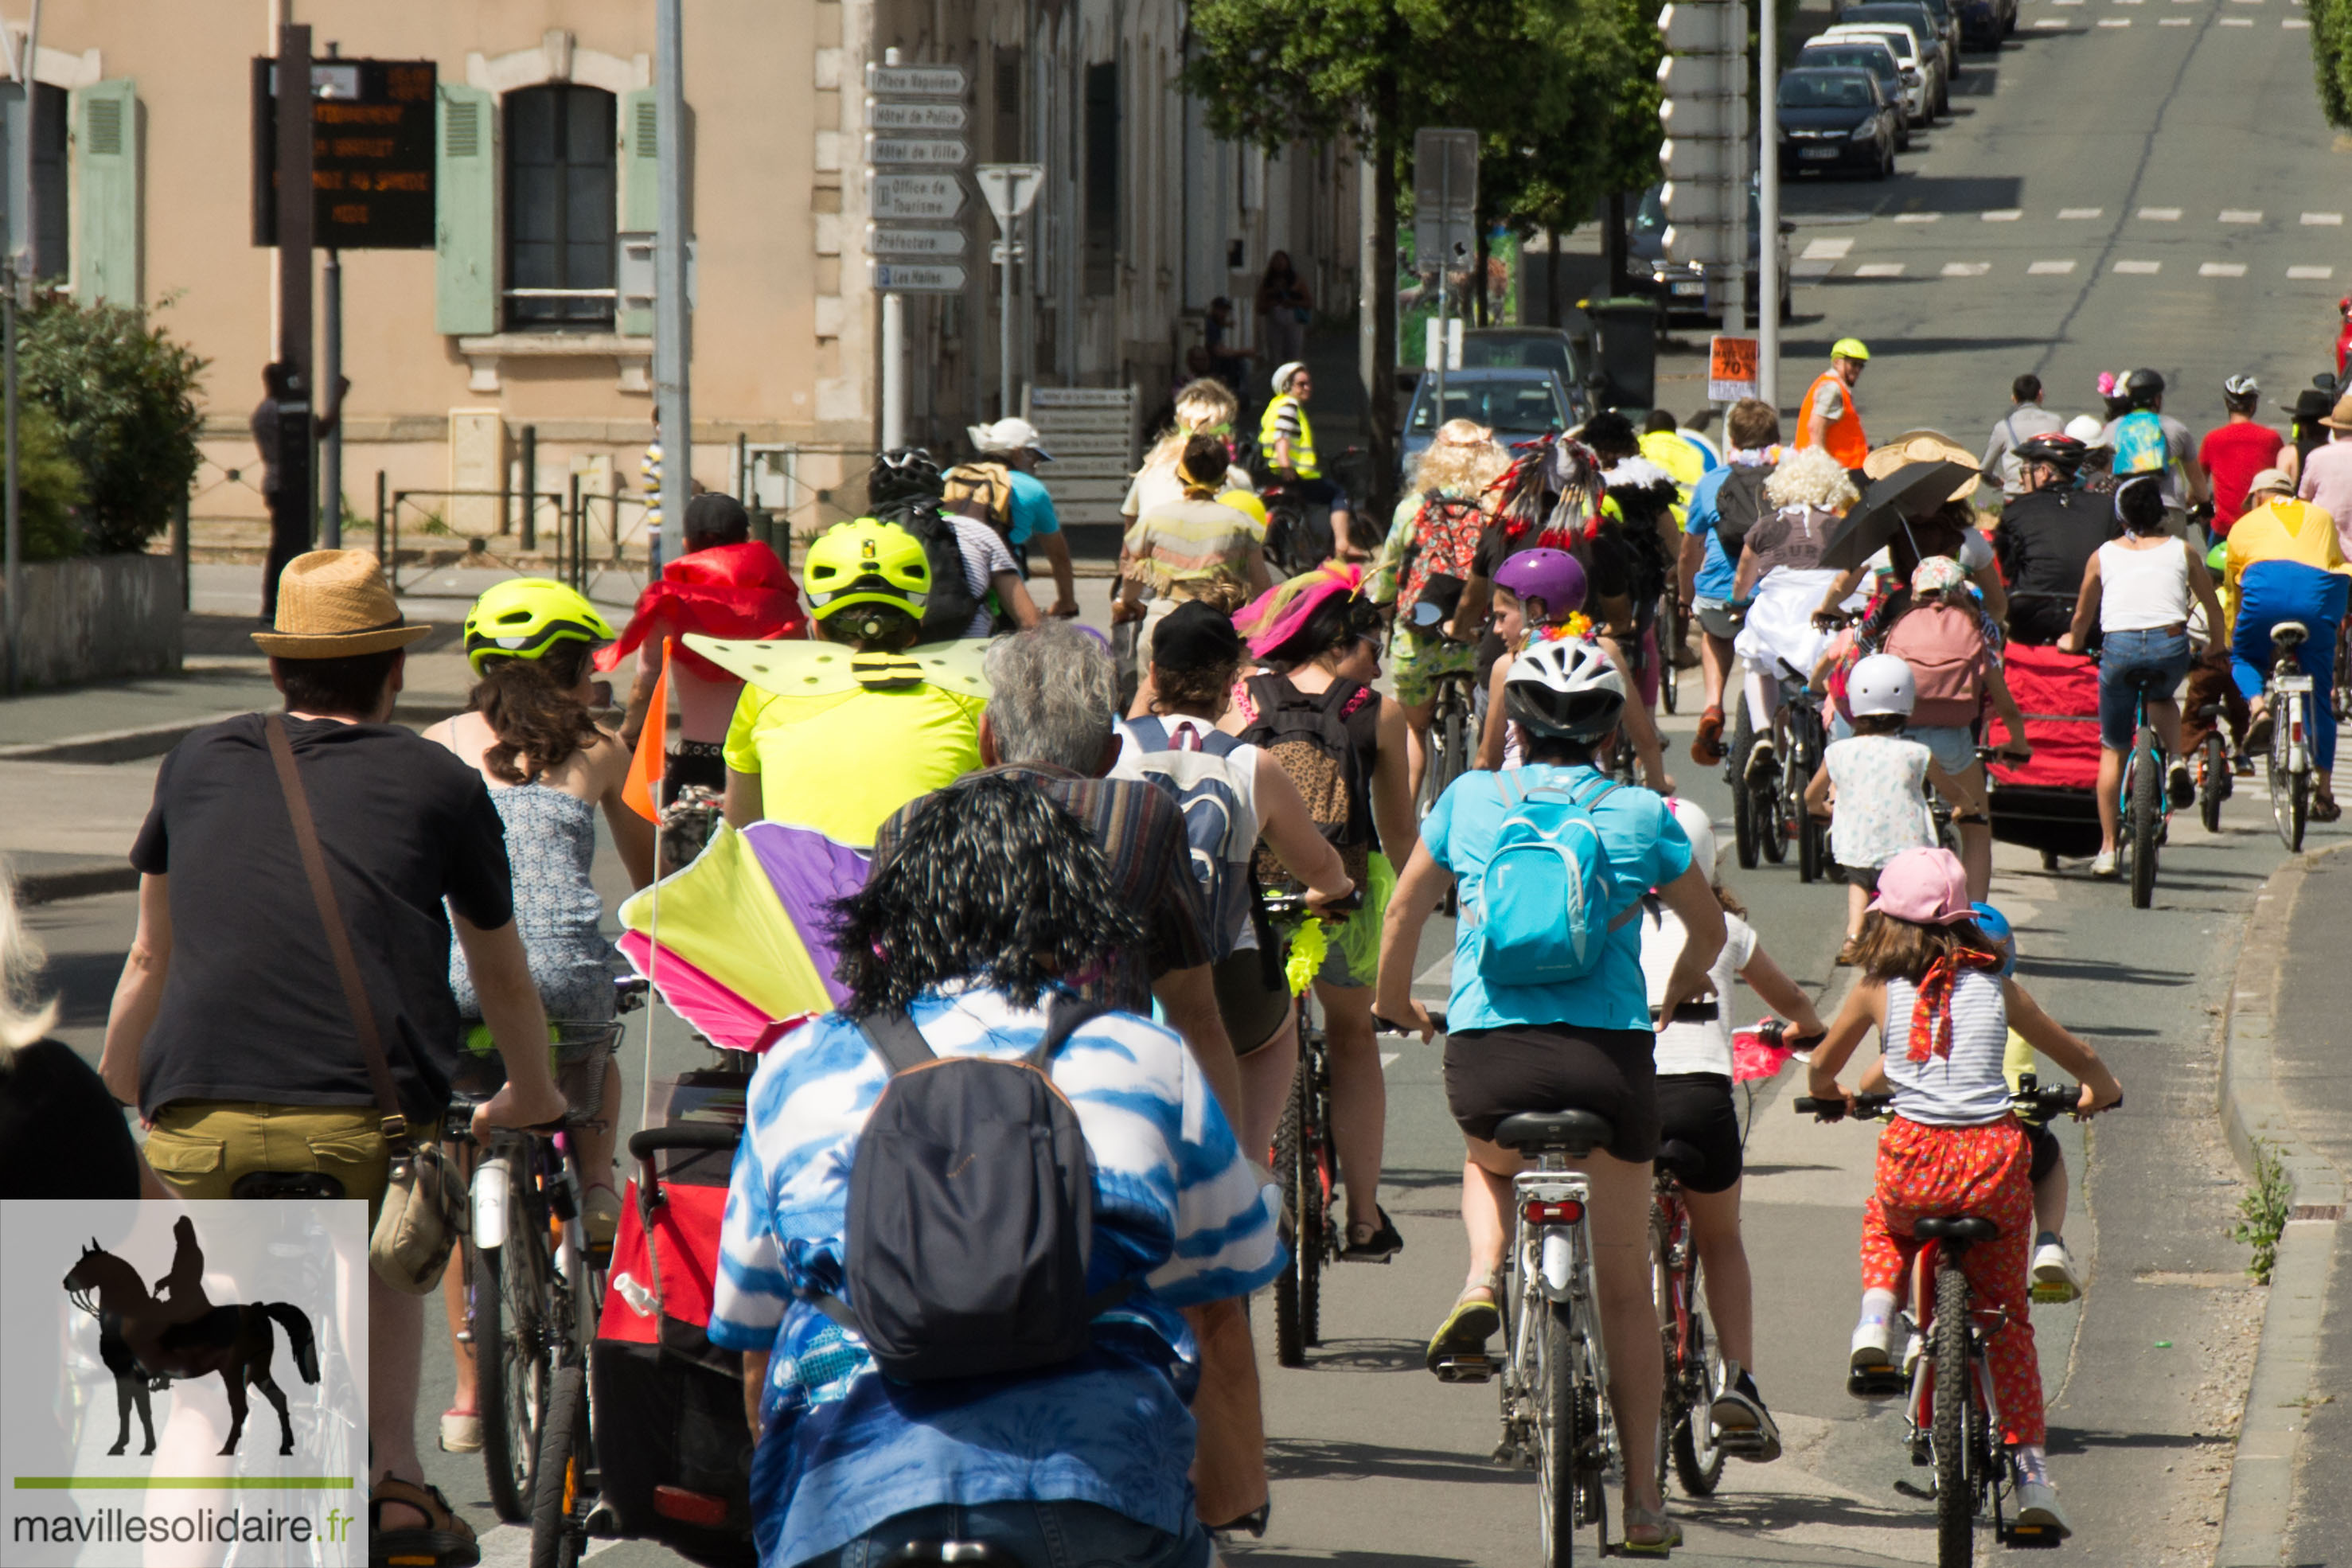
[1745,737,1779,781]
[2089,849,2119,878]
[1426,1290,1502,1376]
[2233,751,2256,778]
[1710,1370,1784,1462]
[2167,760,2195,809]
[2031,1235,2084,1303]
[2012,1478,2073,1539]
[1848,1318,1896,1395]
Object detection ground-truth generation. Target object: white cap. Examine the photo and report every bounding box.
[2063,414,2110,450]
[966,417,1052,460]
[1271,361,1309,395]
[1666,797,1718,886]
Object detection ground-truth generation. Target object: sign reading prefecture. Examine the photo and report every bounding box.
[2,1200,369,1567]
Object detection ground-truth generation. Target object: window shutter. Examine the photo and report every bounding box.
[436,83,497,336]
[69,80,138,305]
[618,87,658,337]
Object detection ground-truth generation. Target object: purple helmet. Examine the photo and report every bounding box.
[1493,548,1587,618]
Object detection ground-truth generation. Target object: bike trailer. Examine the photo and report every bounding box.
[1985,642,2104,860]
[591,1070,757,1568]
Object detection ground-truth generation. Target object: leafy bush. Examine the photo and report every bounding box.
[2231,1137,2292,1285]
[2319,0,2352,129]
[17,399,88,561]
[19,294,206,555]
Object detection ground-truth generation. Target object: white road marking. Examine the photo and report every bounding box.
[2288,265,2337,279]
[2098,16,2131,23]
[1942,262,1991,276]
[2029,259,2078,274]
[2159,15,2192,21]
[1801,236,1855,260]
[2114,259,2162,273]
[2302,212,2345,225]
[2285,14,2311,23]
[1381,1051,1399,1069]
[2219,209,2264,223]
[1893,212,1941,223]
[2036,15,2069,24]
[2058,207,2104,219]
[2220,14,2254,21]
[2201,262,2249,276]
[1792,259,1838,279]
[2139,206,2182,220]
[1983,209,2024,220]
[1855,263,1907,277]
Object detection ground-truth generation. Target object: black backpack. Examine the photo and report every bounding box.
[820,997,1126,1383]
[1711,463,1776,556]
[874,497,980,642]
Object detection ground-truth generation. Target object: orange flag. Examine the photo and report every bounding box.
[622,638,670,821]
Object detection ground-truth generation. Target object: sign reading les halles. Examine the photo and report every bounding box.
[252,58,437,251]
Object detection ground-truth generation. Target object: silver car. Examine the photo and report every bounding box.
[1817,22,1938,123]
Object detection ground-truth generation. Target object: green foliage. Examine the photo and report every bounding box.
[2316,0,2352,128]
[2230,1137,2292,1285]
[19,294,207,555]
[16,400,89,561]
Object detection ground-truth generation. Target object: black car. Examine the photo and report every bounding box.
[1794,38,1912,149]
[1628,181,1795,324]
[1777,68,1899,181]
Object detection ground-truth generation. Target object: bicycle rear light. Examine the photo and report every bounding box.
[1522,1198,1584,1227]
[653,1486,731,1527]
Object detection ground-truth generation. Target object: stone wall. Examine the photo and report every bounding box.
[0,554,183,690]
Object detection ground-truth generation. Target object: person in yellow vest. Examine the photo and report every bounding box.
[1258,361,1361,560]
[1799,338,1872,473]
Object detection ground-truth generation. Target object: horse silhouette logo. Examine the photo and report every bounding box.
[60,1216,319,1458]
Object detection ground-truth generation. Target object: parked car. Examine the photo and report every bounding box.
[1843,2,1955,106]
[1817,21,1939,123]
[1398,366,1574,475]
[1627,181,1796,325]
[1777,68,1901,181]
[1951,0,2019,45]
[1457,327,1599,424]
[1795,37,1913,149]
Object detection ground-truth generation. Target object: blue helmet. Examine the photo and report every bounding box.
[1970,901,2017,977]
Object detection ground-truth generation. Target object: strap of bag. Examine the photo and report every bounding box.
[263,715,412,1152]
[1025,996,1108,1069]
[857,1010,939,1075]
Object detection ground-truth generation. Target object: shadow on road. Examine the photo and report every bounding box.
[1267,1435,1527,1488]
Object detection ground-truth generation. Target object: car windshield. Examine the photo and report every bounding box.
[1461,334,1577,382]
[1800,46,1895,81]
[1829,25,1916,60]
[1848,6,1937,37]
[1409,380,1566,436]
[1780,72,1875,109]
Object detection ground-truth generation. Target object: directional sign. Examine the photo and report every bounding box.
[976,163,1047,228]
[866,99,968,131]
[868,225,968,257]
[870,174,967,220]
[866,64,967,96]
[1412,127,1478,272]
[867,135,969,166]
[873,262,968,293]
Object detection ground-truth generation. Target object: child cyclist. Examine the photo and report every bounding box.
[1805,654,1938,965]
[1640,797,1827,1460]
[1475,547,1674,790]
[1805,847,2124,1539]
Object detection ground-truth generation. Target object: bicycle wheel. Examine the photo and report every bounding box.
[2128,730,2160,909]
[2270,699,2308,852]
[1755,770,1788,864]
[1931,1262,1975,1568]
[1792,758,1823,883]
[475,1180,552,1523]
[2199,731,2227,834]
[1271,1063,1321,1367]
[1537,1299,1580,1568]
[528,1366,591,1568]
[1730,709,1760,869]
[1670,1291,1726,1496]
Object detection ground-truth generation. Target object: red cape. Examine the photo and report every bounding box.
[594,540,807,681]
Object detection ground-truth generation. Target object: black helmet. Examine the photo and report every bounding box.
[2123,368,2166,408]
[2012,433,2086,472]
[867,447,944,508]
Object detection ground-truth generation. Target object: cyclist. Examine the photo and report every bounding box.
[1229,568,1415,1258]
[964,415,1081,618]
[1126,376,1254,523]
[869,448,1041,637]
[1370,418,1511,798]
[1805,846,2123,1539]
[1731,447,1855,783]
[1641,797,1824,1461]
[1474,549,1674,791]
[1806,655,1939,965]
[1797,338,1871,473]
[427,578,657,1454]
[1981,374,2065,498]
[2222,469,2350,820]
[2198,376,2286,540]
[1378,638,1723,1556]
[720,519,987,848]
[2297,390,2352,540]
[1579,412,1681,716]
[2058,475,2229,872]
[2100,369,2210,525]
[1258,361,1360,560]
[1995,435,2106,647]
[1114,435,1272,672]
[1680,399,1782,764]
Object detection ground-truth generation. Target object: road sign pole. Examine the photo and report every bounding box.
[998,230,1016,419]
[655,0,690,573]
[1723,9,1746,344]
[322,248,341,547]
[276,24,316,559]
[1757,0,1780,408]
[881,291,907,450]
[974,164,1043,424]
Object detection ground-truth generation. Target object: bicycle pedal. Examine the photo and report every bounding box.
[1847,1367,1906,1398]
[2003,1524,2065,1549]
[1714,1429,1768,1455]
[1434,1353,1496,1384]
[2028,1283,2079,1306]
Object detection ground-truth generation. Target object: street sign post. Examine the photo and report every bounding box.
[865,99,968,131]
[975,164,1045,417]
[867,53,973,450]
[865,135,969,166]
[868,226,967,257]
[866,63,967,96]
[871,174,967,221]
[872,263,968,292]
[1413,127,1478,412]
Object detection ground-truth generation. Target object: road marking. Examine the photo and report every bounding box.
[1942,262,1992,276]
[2285,14,2310,22]
[2220,14,2253,21]
[2139,206,2182,220]
[2035,15,2069,24]
[1893,212,1941,223]
[2303,212,2344,225]
[1855,263,1906,277]
[2220,209,2264,223]
[1983,209,2024,220]
[2159,14,2192,21]
[1380,1051,1399,1069]
[2202,262,2249,276]
[1792,259,1838,279]
[2029,259,2078,274]
[2058,207,2104,219]
[2288,265,2336,279]
[2114,259,2162,273]
[2097,16,2131,22]
[1801,236,1854,259]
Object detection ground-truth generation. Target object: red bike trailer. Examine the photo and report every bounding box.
[1986,643,2105,864]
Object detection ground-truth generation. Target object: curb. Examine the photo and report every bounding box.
[2213,844,2346,1568]
[14,863,140,906]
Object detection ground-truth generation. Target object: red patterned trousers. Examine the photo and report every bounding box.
[1860,1115,2043,1446]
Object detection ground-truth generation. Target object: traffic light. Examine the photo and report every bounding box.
[1657,0,1745,267]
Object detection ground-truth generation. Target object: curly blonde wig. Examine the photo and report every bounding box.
[1408,425,1511,500]
[1145,377,1243,468]
[1765,445,1860,513]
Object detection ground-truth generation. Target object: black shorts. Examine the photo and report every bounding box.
[1655,1073,1743,1195]
[1212,947,1293,1058]
[664,739,727,799]
[1444,1024,1660,1164]
[1695,602,1742,642]
[2026,1119,2062,1185]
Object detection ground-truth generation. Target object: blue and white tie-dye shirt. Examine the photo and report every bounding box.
[708,986,1285,1568]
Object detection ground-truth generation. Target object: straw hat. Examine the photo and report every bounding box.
[1862,431,1987,500]
[2322,392,2352,432]
[252,550,434,658]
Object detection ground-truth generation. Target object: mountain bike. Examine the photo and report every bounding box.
[2116,674,2173,910]
[1652,1142,1729,1499]
[1773,659,1834,883]
[1726,703,1784,870]
[2194,700,2231,834]
[1796,1075,2113,1566]
[2264,621,2315,852]
[1262,890,1367,1367]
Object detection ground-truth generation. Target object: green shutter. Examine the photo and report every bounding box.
[70,80,138,305]
[618,87,658,337]
[436,83,497,336]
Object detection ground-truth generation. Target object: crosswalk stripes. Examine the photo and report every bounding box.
[2114,259,2162,274]
[2287,267,2336,280]
[2028,260,2078,275]
[2201,263,2249,277]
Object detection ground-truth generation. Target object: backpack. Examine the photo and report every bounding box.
[2110,410,2170,477]
[874,498,981,642]
[1882,599,1987,727]
[1119,717,1258,962]
[1398,493,1489,622]
[1466,771,1628,987]
[942,462,1016,538]
[1240,674,1372,891]
[1711,464,1776,556]
[821,997,1126,1383]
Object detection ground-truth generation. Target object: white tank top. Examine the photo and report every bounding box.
[2096,537,2190,633]
[1878,967,2012,1126]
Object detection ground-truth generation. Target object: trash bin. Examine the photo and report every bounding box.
[1581,296,1661,414]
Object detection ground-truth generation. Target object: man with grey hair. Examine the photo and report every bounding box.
[868,619,1270,1535]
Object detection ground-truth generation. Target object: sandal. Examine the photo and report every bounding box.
[583,1182,622,1250]
[2315,793,2343,824]
[369,1476,479,1568]
[1621,1504,1683,1557]
[1341,1204,1403,1262]
[1425,1288,1501,1374]
[1835,938,1862,968]
[1691,706,1726,766]
[1207,1500,1271,1540]
[438,1407,482,1454]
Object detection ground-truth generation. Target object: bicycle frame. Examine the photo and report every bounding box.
[1900,1239,2008,1458]
[1502,1159,1617,1467]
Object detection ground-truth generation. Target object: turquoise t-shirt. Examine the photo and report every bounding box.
[1006,469,1061,548]
[1422,764,1694,1033]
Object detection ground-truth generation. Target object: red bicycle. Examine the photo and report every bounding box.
[1649,1145,1730,1496]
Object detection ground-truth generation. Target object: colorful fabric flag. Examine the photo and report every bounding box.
[621,639,669,822]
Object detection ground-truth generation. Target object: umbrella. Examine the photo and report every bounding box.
[1816,459,1987,572]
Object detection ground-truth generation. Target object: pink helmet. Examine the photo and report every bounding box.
[1492,548,1588,618]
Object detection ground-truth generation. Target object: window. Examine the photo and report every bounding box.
[1082,60,1117,296]
[993,47,1022,162]
[504,85,616,329]
[21,83,66,281]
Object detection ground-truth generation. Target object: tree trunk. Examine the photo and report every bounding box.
[1475,221,1491,327]
[1367,67,1402,527]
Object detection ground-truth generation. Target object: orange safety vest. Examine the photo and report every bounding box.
[1799,369,1869,469]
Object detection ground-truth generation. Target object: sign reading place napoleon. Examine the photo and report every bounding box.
[252,58,437,250]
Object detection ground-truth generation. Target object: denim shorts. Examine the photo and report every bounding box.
[1904,723,1978,775]
[2097,628,2192,751]
[804,1501,1212,1568]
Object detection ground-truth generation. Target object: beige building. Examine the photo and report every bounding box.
[12,0,1357,553]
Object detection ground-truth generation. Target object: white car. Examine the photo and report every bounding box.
[1816,22,1938,124]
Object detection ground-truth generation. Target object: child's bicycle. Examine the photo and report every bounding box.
[1651,1138,1732,1498]
[1796,1075,2116,1566]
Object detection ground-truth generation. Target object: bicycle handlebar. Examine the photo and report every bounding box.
[1798,1079,2119,1122]
[1260,887,1366,922]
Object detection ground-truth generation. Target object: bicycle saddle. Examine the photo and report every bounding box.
[1912,1215,1999,1244]
[1493,1110,1615,1155]
[2271,621,2310,650]
[1654,1139,1709,1187]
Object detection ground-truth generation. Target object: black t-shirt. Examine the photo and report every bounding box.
[129,714,515,1123]
[1997,490,2116,644]
[0,1040,142,1199]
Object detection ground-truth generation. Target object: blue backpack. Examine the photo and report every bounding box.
[2110,410,2170,477]
[1467,771,1628,987]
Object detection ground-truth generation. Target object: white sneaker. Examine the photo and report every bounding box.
[2031,1236,2084,1302]
[2012,1478,2073,1539]
[2089,849,2119,878]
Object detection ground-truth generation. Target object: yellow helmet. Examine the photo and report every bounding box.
[463,578,617,675]
[1831,337,1871,363]
[803,518,931,620]
[1215,489,1270,533]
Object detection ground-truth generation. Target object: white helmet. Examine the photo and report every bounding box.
[1270,360,1309,395]
[1847,653,1918,719]
[1504,638,1627,739]
[1667,797,1718,885]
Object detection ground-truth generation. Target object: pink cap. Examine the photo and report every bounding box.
[1866,846,1972,926]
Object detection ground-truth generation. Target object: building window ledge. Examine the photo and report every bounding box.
[455,332,652,394]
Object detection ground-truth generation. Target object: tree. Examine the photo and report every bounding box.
[2315,0,2352,128]
[19,294,207,555]
[14,400,88,562]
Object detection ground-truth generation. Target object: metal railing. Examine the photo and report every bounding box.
[375,482,649,595]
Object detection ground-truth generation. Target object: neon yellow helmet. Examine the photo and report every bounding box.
[1832,337,1871,362]
[1216,489,1270,532]
[463,578,617,674]
[803,517,931,621]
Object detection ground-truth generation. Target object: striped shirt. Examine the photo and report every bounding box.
[1121,497,1263,603]
[1881,967,2012,1126]
[708,987,1284,1568]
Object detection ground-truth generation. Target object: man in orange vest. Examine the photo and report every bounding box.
[1800,337,1872,471]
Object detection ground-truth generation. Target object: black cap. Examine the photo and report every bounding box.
[1149,599,1244,673]
[684,492,751,542]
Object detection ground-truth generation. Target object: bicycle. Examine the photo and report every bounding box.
[2263,620,2316,852]
[2194,700,2232,834]
[1403,602,1478,822]
[1651,1141,1728,1500]
[2115,673,2175,910]
[657,783,724,876]
[1796,1075,2112,1566]
[1769,659,1835,883]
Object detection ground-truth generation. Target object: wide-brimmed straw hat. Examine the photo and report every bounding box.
[2322,392,2352,432]
[1863,431,1987,501]
[252,549,434,658]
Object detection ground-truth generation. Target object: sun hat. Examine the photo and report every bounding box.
[1911,554,1970,598]
[2246,466,2295,498]
[1270,361,1309,395]
[966,416,1054,460]
[1867,846,1972,925]
[252,550,435,659]
[1862,431,1987,500]
[2063,414,2111,450]
[2321,392,2352,432]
